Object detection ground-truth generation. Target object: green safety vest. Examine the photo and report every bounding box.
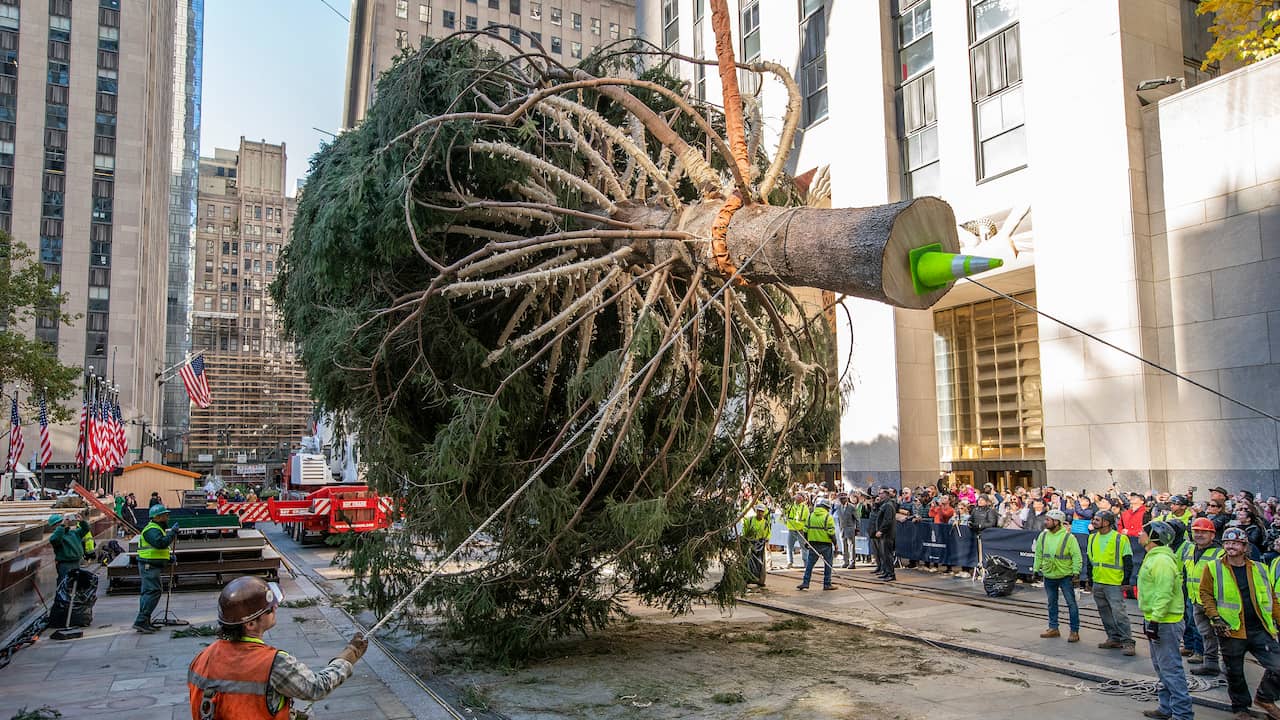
[1206,557,1276,635]
[137,521,170,561]
[83,531,95,554]
[1185,545,1222,606]
[785,503,810,532]
[1034,529,1076,578]
[1270,557,1280,597]
[1088,531,1129,586]
[742,515,771,541]
[805,508,835,544]
[1157,509,1195,527]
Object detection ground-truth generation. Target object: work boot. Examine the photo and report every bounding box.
[1040,629,1061,639]
[1190,664,1220,676]
[1187,653,1204,664]
[795,584,808,591]
[1098,640,1124,649]
[1068,631,1080,643]
[132,622,156,634]
[822,586,835,591]
[1123,643,1137,656]
[1141,710,1171,719]
[1254,696,1280,720]
[1180,648,1194,657]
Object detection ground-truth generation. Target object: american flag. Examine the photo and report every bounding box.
[6,397,25,473]
[111,399,126,468]
[37,395,52,468]
[179,355,212,408]
[74,400,87,465]
[86,398,102,472]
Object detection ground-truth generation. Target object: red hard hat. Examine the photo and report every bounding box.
[1190,517,1215,532]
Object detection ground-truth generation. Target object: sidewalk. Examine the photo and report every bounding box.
[758,558,1246,714]
[0,564,422,719]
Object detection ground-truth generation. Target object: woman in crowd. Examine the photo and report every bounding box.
[999,495,1025,529]
[958,484,977,506]
[1072,494,1095,521]
[1235,501,1268,560]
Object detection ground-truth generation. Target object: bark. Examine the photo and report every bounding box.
[616,197,960,310]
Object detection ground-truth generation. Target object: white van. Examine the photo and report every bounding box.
[1,462,46,501]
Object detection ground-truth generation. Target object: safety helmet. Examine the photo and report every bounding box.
[1190,517,1216,533]
[754,504,767,513]
[1169,495,1188,506]
[46,513,63,527]
[149,504,170,518]
[1045,509,1067,523]
[1143,520,1175,547]
[1221,527,1248,544]
[217,576,278,625]
[1094,510,1117,527]
[815,498,832,509]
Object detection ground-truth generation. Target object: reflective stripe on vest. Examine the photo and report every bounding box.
[1185,546,1222,605]
[1037,530,1072,560]
[1089,532,1126,585]
[1207,558,1277,635]
[805,509,834,543]
[743,516,770,541]
[137,521,170,561]
[1271,557,1280,597]
[785,504,809,532]
[187,639,288,720]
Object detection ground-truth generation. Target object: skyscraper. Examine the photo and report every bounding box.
[160,0,204,461]
[187,139,311,481]
[1,0,176,476]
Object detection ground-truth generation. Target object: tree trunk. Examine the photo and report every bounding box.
[620,196,960,310]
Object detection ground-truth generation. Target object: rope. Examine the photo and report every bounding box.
[1093,675,1225,701]
[963,277,1280,424]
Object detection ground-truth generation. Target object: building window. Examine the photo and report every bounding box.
[662,0,678,49]
[419,4,430,23]
[531,2,541,20]
[898,0,932,82]
[465,15,477,30]
[571,12,581,30]
[396,29,409,48]
[590,17,599,35]
[550,6,561,25]
[970,0,1025,179]
[488,0,499,8]
[571,40,582,58]
[531,30,541,43]
[740,0,760,60]
[609,22,619,40]
[509,27,521,44]
[799,0,827,126]
[396,0,408,18]
[510,0,520,13]
[442,10,455,28]
[486,20,499,34]
[1180,0,1218,87]
[551,35,561,53]
[934,291,1043,462]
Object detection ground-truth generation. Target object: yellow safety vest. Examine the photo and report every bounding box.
[1088,531,1129,585]
[83,531,95,554]
[1185,546,1222,606]
[1270,557,1280,597]
[805,508,835,544]
[137,521,171,561]
[1206,557,1276,635]
[785,503,810,532]
[1157,509,1195,527]
[742,515,771,541]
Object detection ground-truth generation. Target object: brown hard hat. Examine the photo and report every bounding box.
[218,576,278,625]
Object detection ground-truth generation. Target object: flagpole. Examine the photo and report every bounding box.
[156,349,206,385]
[39,388,47,493]
[6,389,15,476]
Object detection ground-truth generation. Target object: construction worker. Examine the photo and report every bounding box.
[1086,509,1136,655]
[783,493,809,568]
[1167,519,1204,662]
[1200,527,1280,719]
[1158,495,1195,527]
[47,512,89,585]
[796,497,836,591]
[1137,520,1194,720]
[134,504,180,634]
[742,504,771,586]
[1187,517,1224,675]
[189,576,367,719]
[1033,509,1082,642]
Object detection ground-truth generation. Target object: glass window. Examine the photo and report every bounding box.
[510,0,520,13]
[465,15,477,30]
[396,29,408,48]
[396,0,408,18]
[662,0,678,49]
[531,2,541,19]
[571,40,582,58]
[741,1,760,60]
[898,0,933,81]
[550,6,561,25]
[799,0,827,125]
[590,17,599,34]
[571,12,581,30]
[419,4,430,22]
[551,36,561,53]
[970,8,1025,179]
[609,22,619,40]
[442,10,455,27]
[509,27,521,44]
[972,0,1017,41]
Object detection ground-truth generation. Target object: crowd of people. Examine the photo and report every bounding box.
[749,480,1280,720]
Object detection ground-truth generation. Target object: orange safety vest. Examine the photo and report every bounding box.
[188,638,290,720]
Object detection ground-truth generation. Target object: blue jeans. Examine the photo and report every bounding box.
[1149,619,1194,720]
[800,542,834,589]
[1182,598,1203,654]
[786,530,805,566]
[1043,576,1079,632]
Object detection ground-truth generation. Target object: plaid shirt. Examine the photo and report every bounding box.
[237,637,353,714]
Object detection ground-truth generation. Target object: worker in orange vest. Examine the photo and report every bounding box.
[188,577,367,719]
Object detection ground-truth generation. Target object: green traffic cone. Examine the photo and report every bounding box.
[908,243,1004,294]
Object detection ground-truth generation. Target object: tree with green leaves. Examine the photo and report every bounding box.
[0,233,81,421]
[273,19,966,661]
[1198,0,1280,65]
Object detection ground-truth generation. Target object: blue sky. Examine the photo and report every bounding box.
[200,0,350,195]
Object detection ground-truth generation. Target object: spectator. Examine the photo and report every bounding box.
[148,492,163,509]
[1209,486,1231,513]
[982,482,1003,505]
[1205,496,1234,539]
[1073,494,1096,521]
[897,487,919,521]
[1025,498,1049,534]
[954,500,972,526]
[970,494,999,532]
[999,496,1026,529]
[1096,496,1114,515]
[833,493,860,569]
[1235,503,1267,560]
[958,484,977,505]
[929,495,955,525]
[1118,492,1150,537]
[914,487,935,520]
[1153,491,1172,516]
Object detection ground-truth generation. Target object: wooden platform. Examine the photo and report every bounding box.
[126,528,266,553]
[105,545,281,593]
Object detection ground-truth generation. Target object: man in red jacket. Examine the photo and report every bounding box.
[1119,492,1150,537]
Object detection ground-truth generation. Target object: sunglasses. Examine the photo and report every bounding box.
[1208,503,1221,507]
